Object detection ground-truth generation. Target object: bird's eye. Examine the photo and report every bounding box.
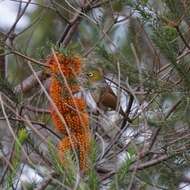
[87,72,93,77]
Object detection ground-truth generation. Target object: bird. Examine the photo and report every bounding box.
[85,67,127,117]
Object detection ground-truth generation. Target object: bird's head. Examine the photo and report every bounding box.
[84,67,107,90]
[86,68,104,83]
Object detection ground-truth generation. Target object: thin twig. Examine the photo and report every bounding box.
[5,0,32,41]
[11,50,49,68]
[175,25,190,50]
[57,0,99,46]
[34,172,58,190]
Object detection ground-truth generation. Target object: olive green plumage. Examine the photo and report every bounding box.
[85,68,126,116]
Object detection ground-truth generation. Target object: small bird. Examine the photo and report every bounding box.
[85,68,126,117]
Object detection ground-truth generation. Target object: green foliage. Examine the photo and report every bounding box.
[94,45,139,84]
[47,139,100,190]
[138,159,183,189]
[6,128,28,189]
[163,0,184,20]
[0,77,19,104]
[111,0,138,12]
[48,140,64,175]
[184,97,190,123]
[35,41,54,59]
[135,4,152,21]
[150,1,190,91]
[152,25,178,63]
[20,181,37,190]
[94,45,115,72]
[48,140,80,189]
[1,0,190,189]
[110,0,135,9]
[55,43,83,57]
[86,140,100,190]
[110,151,135,189]
[36,42,83,59]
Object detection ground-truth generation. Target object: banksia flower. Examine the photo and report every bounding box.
[47,53,82,77]
[48,51,91,171]
[51,110,67,133]
[63,98,86,113]
[51,111,89,134]
[49,78,62,107]
[64,113,89,132]
[58,132,91,170]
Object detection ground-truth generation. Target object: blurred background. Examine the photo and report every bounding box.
[0,0,190,189]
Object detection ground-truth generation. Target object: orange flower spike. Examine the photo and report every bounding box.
[57,136,77,167]
[51,111,67,133]
[48,51,91,171]
[76,132,91,170]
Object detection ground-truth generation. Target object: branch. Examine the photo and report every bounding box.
[5,0,32,41]
[15,71,49,93]
[11,50,49,68]
[165,98,182,119]
[57,0,102,46]
[0,47,5,79]
[121,94,134,129]
[0,117,61,140]
[129,154,173,171]
[99,153,178,181]
[34,172,58,190]
[23,105,50,114]
[0,33,6,79]
[175,25,190,50]
[140,98,183,158]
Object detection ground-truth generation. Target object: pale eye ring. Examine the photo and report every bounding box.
[87,72,93,77]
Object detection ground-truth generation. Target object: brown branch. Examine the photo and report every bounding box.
[0,141,15,184]
[104,77,133,96]
[23,105,50,114]
[139,98,183,158]
[14,1,97,93]
[105,94,184,177]
[57,4,87,46]
[0,117,61,140]
[62,17,82,46]
[11,50,49,68]
[100,153,178,181]
[13,0,112,94]
[26,139,53,166]
[5,0,32,41]
[49,0,70,24]
[10,0,56,10]
[102,123,130,159]
[165,98,182,119]
[34,172,58,190]
[90,0,111,9]
[0,48,5,79]
[129,154,173,171]
[0,33,6,79]
[121,94,134,129]
[175,25,190,50]
[181,176,190,184]
[57,0,103,46]
[15,71,49,93]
